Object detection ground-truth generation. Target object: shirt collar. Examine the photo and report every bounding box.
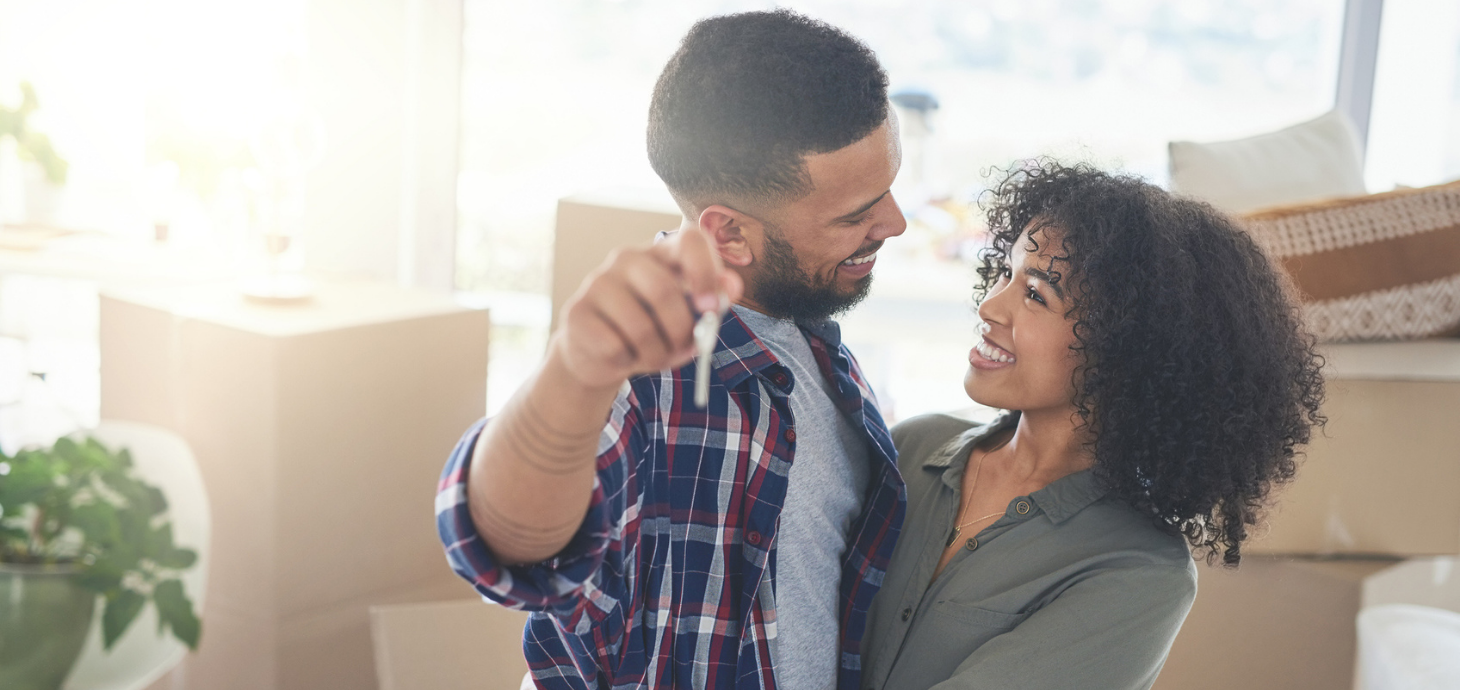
[709,306,841,391]
[924,410,1107,525]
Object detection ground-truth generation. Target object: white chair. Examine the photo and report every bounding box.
[63,421,211,690]
[369,599,531,690]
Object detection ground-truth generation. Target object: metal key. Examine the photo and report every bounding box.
[692,294,727,408]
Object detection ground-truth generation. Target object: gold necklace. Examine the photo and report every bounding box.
[945,442,1007,549]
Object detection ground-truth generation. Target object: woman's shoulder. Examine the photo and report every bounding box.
[890,412,1011,472]
[1075,497,1200,584]
[890,413,976,448]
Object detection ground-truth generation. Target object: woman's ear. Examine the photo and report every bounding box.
[698,205,759,268]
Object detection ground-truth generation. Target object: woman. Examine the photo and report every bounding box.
[861,162,1325,690]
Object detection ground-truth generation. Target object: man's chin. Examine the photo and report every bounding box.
[824,274,874,317]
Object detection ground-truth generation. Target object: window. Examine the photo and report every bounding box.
[0,0,305,452]
[1364,0,1460,192]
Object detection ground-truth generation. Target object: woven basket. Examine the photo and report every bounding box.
[1240,181,1460,342]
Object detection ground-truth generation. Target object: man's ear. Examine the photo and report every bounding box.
[698,205,760,267]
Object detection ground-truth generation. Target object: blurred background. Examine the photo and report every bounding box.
[3,1,1460,689]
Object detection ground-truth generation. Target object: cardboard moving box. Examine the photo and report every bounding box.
[101,279,489,690]
[1248,339,1460,556]
[552,191,680,332]
[1158,556,1460,690]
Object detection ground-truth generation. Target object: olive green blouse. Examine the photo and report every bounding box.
[862,413,1198,690]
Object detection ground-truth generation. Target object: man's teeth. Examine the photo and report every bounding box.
[842,251,877,266]
[976,338,1015,363]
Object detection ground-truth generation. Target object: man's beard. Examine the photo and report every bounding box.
[748,225,875,322]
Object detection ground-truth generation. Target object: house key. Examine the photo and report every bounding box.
[693,294,728,408]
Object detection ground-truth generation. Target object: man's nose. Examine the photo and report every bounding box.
[869,194,909,241]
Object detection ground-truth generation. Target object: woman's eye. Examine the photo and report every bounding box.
[1025,285,1046,305]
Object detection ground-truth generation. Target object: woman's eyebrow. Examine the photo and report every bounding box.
[1023,267,1065,300]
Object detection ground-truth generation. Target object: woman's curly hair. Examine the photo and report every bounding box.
[974,160,1326,566]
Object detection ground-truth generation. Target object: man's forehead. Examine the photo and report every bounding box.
[796,121,898,220]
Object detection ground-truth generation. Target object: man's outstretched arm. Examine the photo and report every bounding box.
[466,227,742,565]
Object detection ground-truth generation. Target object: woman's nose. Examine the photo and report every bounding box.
[978,280,1013,328]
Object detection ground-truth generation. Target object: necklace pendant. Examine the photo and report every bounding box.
[945,527,960,548]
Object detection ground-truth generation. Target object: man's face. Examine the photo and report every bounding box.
[741,117,906,321]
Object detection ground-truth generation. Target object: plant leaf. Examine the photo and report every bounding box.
[77,557,126,595]
[153,579,200,650]
[156,546,197,570]
[71,502,120,545]
[142,485,168,516]
[102,589,146,649]
[0,459,55,505]
[143,523,174,560]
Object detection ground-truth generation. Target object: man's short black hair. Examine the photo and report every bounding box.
[648,10,890,209]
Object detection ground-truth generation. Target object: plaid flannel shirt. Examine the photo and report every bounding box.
[436,309,906,690]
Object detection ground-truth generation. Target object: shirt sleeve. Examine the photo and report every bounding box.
[929,563,1198,690]
[434,382,645,623]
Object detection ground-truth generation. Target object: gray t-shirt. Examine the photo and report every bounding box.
[734,306,871,690]
[863,412,1198,690]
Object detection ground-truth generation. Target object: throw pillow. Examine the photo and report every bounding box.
[1171,110,1368,214]
[1240,181,1460,342]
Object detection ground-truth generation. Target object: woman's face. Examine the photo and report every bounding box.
[964,227,1082,414]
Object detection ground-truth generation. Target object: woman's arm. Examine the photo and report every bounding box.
[930,563,1197,690]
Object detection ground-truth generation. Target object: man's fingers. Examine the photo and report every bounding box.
[586,275,674,368]
[621,257,697,351]
[564,299,635,372]
[670,227,724,312]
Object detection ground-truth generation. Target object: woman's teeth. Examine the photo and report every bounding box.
[975,337,1015,363]
[842,251,877,266]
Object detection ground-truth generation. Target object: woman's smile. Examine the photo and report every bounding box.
[969,335,1016,369]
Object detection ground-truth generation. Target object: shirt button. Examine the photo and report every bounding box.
[747,531,762,546]
[965,537,979,551]
[1015,500,1031,515]
[785,428,797,443]
[771,371,789,387]
[901,607,912,621]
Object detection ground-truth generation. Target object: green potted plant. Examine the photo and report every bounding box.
[0,81,69,225]
[0,436,201,690]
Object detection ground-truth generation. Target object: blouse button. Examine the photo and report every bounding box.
[1015,500,1031,515]
[901,607,912,621]
[965,537,979,551]
[785,428,797,443]
[747,531,762,546]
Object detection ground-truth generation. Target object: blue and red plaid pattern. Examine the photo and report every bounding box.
[436,309,906,690]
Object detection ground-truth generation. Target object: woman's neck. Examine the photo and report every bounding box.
[994,408,1094,485]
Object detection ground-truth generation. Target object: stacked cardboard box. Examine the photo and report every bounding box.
[100,279,490,690]
[1157,339,1460,690]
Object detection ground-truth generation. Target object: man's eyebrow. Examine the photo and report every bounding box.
[1024,266,1065,300]
[833,191,889,222]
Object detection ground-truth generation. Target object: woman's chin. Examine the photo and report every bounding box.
[963,368,1010,409]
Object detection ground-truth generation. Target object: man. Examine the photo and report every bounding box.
[436,10,907,689]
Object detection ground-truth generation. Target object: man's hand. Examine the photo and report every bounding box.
[465,227,743,565]
[552,227,744,390]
